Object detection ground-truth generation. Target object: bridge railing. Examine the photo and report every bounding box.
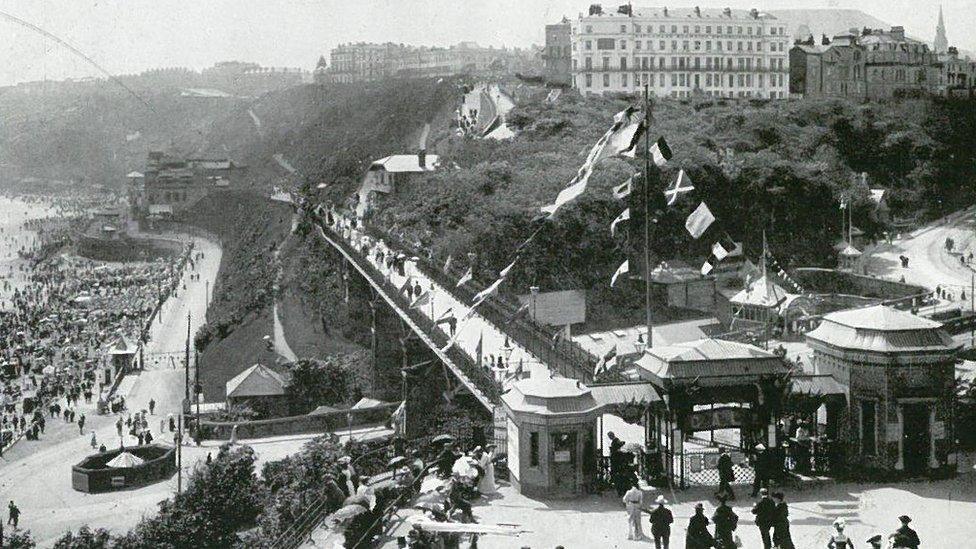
[360,224,595,383]
[320,221,501,404]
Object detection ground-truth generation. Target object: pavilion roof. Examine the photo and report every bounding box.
[636,338,788,382]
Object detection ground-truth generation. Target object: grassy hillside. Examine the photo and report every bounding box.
[370,89,976,328]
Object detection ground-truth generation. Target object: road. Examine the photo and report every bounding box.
[862,207,976,301]
[0,236,222,546]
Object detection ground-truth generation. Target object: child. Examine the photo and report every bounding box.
[827,518,854,548]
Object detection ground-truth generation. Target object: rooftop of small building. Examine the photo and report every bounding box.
[583,6,778,21]
[819,304,942,331]
[369,154,439,173]
[226,363,290,399]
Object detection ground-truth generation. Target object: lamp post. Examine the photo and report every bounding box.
[502,337,514,381]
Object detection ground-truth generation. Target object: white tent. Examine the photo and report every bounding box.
[107,452,145,468]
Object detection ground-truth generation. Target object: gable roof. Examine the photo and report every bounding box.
[730,274,793,308]
[226,364,289,399]
[369,155,439,173]
[636,338,788,381]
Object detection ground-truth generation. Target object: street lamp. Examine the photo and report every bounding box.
[529,286,540,323]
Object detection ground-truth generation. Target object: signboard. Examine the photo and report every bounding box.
[689,407,751,432]
[554,450,571,463]
[506,418,520,481]
[517,290,586,327]
[111,476,126,487]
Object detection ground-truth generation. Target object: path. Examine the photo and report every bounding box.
[271,213,298,363]
[0,236,222,546]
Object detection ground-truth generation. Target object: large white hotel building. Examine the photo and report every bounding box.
[570,5,791,98]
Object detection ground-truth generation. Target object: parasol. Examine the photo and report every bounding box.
[452,456,478,479]
[330,504,367,524]
[387,456,408,469]
[431,434,454,445]
[107,452,145,468]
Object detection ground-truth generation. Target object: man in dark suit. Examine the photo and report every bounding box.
[751,487,776,549]
[648,495,673,549]
[716,447,735,501]
[751,443,769,497]
[890,515,920,548]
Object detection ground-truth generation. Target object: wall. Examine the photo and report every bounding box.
[72,444,176,493]
[197,402,398,440]
[792,268,927,301]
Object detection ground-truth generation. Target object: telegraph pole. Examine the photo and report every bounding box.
[643,84,655,349]
[184,312,191,403]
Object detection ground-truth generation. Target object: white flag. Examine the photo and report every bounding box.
[650,137,673,167]
[711,241,730,262]
[499,258,518,279]
[613,176,634,200]
[610,208,631,237]
[540,178,588,216]
[456,267,473,288]
[665,169,695,206]
[685,202,715,239]
[610,259,629,287]
[701,261,713,275]
[472,277,504,305]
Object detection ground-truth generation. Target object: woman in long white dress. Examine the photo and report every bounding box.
[478,444,497,495]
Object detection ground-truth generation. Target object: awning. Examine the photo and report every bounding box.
[790,374,846,397]
[589,382,662,409]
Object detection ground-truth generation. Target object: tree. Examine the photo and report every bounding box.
[53,527,113,549]
[284,357,353,414]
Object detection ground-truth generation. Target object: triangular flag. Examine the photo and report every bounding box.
[443,255,453,272]
[613,176,634,200]
[472,277,504,305]
[685,202,715,239]
[499,258,518,279]
[665,169,694,206]
[701,261,713,275]
[610,208,631,237]
[594,346,618,377]
[541,178,588,217]
[410,291,431,309]
[610,259,629,287]
[650,137,672,167]
[456,267,473,288]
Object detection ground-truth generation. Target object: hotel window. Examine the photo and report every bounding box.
[683,41,689,51]
[642,57,650,69]
[747,42,753,52]
[671,25,677,33]
[573,59,578,70]
[647,40,654,50]
[530,432,540,466]
[695,41,701,51]
[636,41,642,50]
[585,57,592,69]
[671,40,678,50]
[602,57,610,69]
[659,25,666,33]
[727,41,732,50]
[770,27,776,35]
[659,40,666,50]
[726,26,732,34]
[706,73,712,86]
[585,40,592,50]
[659,73,665,86]
[679,74,686,86]
[737,42,743,51]
[694,25,700,33]
[603,73,610,87]
[622,73,628,87]
[758,74,764,87]
[727,58,733,69]
[706,57,712,69]
[658,57,665,69]
[717,41,723,51]
[585,73,592,87]
[634,24,641,33]
[678,57,685,69]
[620,57,627,70]
[621,25,627,33]
[757,43,762,52]
[728,74,734,86]
[737,26,742,34]
[620,40,627,50]
[706,41,711,51]
[683,26,689,33]
[717,26,722,35]
[694,57,700,69]
[585,25,592,33]
[860,400,877,455]
[746,74,752,86]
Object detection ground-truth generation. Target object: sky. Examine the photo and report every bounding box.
[0,0,970,86]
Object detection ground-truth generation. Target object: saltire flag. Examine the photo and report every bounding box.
[508,302,530,323]
[613,176,634,200]
[650,137,673,167]
[443,255,453,272]
[410,291,431,309]
[610,259,629,287]
[665,169,695,206]
[456,267,473,288]
[594,346,618,377]
[685,202,715,239]
[701,261,713,275]
[610,208,631,237]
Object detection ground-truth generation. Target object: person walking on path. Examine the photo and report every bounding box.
[685,503,714,549]
[712,495,738,549]
[622,482,645,541]
[715,447,735,501]
[827,518,854,548]
[772,491,795,549]
[148,398,155,415]
[751,443,769,497]
[890,515,920,549]
[90,431,97,450]
[78,413,85,434]
[649,495,673,549]
[752,488,776,549]
[7,500,19,528]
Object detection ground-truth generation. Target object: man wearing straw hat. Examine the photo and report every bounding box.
[648,494,673,549]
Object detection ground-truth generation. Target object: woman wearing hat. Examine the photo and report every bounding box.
[827,518,854,548]
[686,502,714,549]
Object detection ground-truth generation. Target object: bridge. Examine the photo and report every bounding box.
[312,209,595,412]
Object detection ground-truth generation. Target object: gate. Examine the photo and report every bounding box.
[667,446,756,487]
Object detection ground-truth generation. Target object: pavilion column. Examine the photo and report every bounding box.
[894,406,905,471]
[928,406,939,469]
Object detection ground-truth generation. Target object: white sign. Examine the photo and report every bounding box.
[554,450,571,463]
[506,418,520,481]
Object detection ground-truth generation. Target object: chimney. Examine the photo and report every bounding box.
[822,34,831,46]
[889,26,905,40]
[663,7,669,17]
[588,3,602,16]
[694,6,701,17]
[723,7,731,18]
[750,8,758,19]
[617,4,631,16]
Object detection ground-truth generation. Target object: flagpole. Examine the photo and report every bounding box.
[643,84,653,350]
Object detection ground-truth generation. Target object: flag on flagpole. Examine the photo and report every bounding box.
[665,169,695,206]
[685,202,715,239]
[410,291,431,309]
[594,346,618,377]
[610,259,629,287]
[610,208,631,237]
[701,261,713,275]
[613,176,634,200]
[650,137,673,166]
[456,267,473,287]
[443,254,453,272]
